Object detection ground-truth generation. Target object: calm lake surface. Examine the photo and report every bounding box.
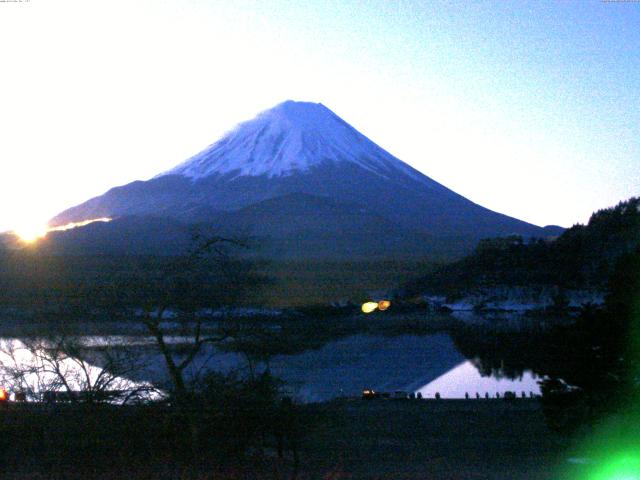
[264,334,541,402]
[0,332,542,403]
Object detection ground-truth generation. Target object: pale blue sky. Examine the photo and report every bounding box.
[0,0,638,235]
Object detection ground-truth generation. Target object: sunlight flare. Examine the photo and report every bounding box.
[12,217,112,244]
[48,217,112,233]
[13,224,49,243]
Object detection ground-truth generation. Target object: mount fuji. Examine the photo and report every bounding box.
[49,100,551,258]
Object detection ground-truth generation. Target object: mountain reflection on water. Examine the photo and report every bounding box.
[1,328,546,403]
[267,334,465,402]
[416,361,540,399]
[96,332,542,403]
[266,334,541,401]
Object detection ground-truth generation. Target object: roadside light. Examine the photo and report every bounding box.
[378,300,391,311]
[0,388,8,402]
[361,302,378,313]
[362,389,378,399]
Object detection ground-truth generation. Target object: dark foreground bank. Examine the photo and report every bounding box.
[302,398,561,480]
[0,398,568,480]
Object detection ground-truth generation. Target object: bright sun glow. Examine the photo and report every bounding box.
[13,224,49,243]
[12,218,112,244]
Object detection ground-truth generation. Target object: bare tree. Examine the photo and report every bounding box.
[123,233,275,460]
[137,236,238,399]
[0,335,156,404]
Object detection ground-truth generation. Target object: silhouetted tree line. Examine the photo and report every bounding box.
[536,246,640,434]
[450,323,553,382]
[403,197,640,297]
[449,246,640,435]
[0,245,270,321]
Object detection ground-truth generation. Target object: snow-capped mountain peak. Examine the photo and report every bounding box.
[162,100,420,180]
[51,99,547,258]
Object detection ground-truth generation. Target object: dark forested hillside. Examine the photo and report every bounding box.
[403,197,640,297]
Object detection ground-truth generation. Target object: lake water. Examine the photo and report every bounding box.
[0,338,158,402]
[265,334,541,402]
[415,360,540,399]
[0,333,541,403]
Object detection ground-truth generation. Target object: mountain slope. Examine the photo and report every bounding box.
[210,192,455,258]
[50,100,549,258]
[41,193,462,259]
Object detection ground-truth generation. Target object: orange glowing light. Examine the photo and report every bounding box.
[0,388,8,402]
[378,300,391,311]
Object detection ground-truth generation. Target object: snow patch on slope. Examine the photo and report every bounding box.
[161,100,426,182]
